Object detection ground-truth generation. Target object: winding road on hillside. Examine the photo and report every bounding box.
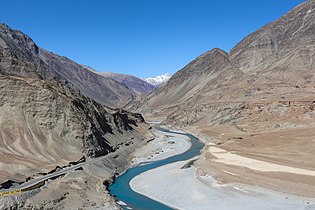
[0,149,122,196]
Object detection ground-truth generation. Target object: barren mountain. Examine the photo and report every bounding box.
[0,23,136,107]
[0,24,152,209]
[0,75,150,182]
[100,72,156,94]
[131,0,315,126]
[129,0,315,197]
[82,66,156,94]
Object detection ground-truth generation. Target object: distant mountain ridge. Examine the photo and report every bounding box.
[0,23,136,108]
[82,65,156,94]
[0,21,152,170]
[129,0,315,129]
[0,22,152,209]
[142,73,171,87]
[126,0,315,199]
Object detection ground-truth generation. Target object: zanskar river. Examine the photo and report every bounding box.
[108,126,314,210]
[108,127,204,210]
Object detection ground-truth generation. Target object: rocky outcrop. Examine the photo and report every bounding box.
[0,75,151,183]
[0,24,57,80]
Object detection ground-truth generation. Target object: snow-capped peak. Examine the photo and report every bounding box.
[142,73,171,87]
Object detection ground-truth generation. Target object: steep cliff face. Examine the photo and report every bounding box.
[0,23,136,108]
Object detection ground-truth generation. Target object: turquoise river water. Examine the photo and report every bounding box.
[108,128,204,210]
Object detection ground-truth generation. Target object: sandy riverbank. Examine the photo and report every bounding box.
[208,145,315,175]
[130,128,191,166]
[185,123,315,198]
[130,158,314,210]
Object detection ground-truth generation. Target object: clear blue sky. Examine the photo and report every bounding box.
[1,0,305,78]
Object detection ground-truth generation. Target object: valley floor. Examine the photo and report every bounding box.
[130,125,315,210]
[130,128,191,166]
[185,123,315,198]
[130,159,314,210]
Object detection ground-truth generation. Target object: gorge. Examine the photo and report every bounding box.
[1,0,315,209]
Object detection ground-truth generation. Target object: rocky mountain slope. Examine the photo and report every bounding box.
[0,23,136,107]
[142,73,171,87]
[83,65,156,94]
[0,74,152,209]
[0,23,153,209]
[131,0,315,128]
[0,75,151,182]
[129,0,315,197]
